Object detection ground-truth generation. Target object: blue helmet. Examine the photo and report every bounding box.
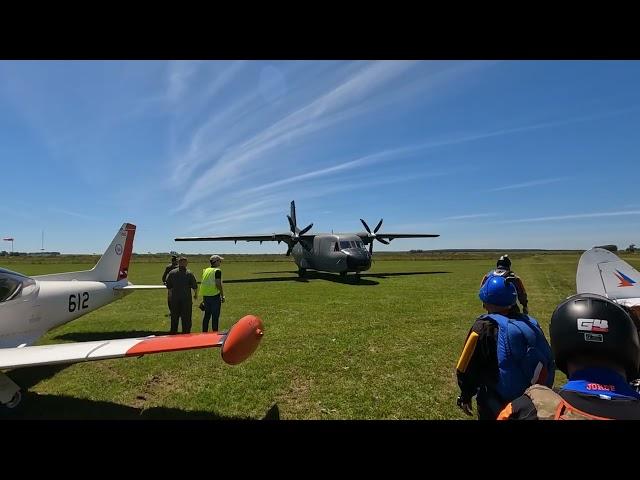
[479,275,517,307]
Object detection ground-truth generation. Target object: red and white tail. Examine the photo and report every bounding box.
[92,223,136,281]
[34,223,136,283]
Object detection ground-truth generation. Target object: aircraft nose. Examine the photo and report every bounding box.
[346,253,371,271]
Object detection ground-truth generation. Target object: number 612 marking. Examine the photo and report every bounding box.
[69,292,89,312]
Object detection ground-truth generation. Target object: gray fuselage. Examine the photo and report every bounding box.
[292,234,371,273]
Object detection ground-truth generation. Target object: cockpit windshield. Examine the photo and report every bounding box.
[339,240,366,250]
[0,268,35,303]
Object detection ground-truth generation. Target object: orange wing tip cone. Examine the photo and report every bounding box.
[221,315,264,365]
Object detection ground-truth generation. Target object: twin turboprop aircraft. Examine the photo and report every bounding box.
[0,223,264,410]
[176,201,440,279]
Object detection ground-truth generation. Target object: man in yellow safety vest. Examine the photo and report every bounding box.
[200,254,225,332]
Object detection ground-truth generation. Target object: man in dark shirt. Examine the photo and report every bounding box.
[165,256,198,334]
[162,255,178,316]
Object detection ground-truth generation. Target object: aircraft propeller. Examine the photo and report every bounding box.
[360,218,390,255]
[285,202,313,256]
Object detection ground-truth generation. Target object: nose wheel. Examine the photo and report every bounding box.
[3,390,22,409]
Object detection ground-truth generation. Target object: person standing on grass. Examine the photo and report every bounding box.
[480,254,529,314]
[200,255,225,332]
[165,256,198,334]
[456,274,555,419]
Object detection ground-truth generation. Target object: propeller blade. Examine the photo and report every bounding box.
[299,223,313,236]
[374,218,383,233]
[360,219,371,234]
[369,242,373,255]
[287,215,296,233]
[377,238,390,245]
[290,201,297,230]
[285,244,293,256]
[300,240,312,252]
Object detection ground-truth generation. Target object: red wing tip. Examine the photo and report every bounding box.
[126,332,225,356]
[221,315,265,365]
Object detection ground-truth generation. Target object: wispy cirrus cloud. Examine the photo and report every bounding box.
[167,61,202,104]
[488,177,569,192]
[0,206,37,221]
[187,169,459,234]
[203,103,637,221]
[496,210,640,224]
[48,207,98,221]
[234,146,425,197]
[442,213,497,221]
[173,61,421,211]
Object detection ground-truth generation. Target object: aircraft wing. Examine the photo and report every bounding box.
[175,233,315,244]
[577,248,640,300]
[357,233,440,243]
[577,248,640,318]
[0,315,263,370]
[115,285,167,290]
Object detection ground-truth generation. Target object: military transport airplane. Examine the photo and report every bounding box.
[175,201,439,279]
[0,223,264,410]
[577,247,640,320]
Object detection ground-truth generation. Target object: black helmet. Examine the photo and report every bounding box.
[550,293,640,379]
[496,254,511,270]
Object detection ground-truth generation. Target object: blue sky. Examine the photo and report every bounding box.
[1,60,639,254]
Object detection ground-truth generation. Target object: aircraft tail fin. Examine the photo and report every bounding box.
[577,247,640,300]
[35,223,136,282]
[91,223,136,282]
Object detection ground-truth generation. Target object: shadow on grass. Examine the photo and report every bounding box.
[5,392,280,420]
[6,355,281,420]
[227,272,378,286]
[237,270,451,286]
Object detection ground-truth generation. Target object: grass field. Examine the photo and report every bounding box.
[3,252,639,419]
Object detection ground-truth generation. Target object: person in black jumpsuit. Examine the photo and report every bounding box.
[162,255,178,315]
[165,257,198,334]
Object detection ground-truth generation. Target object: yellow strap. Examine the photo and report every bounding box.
[456,331,479,373]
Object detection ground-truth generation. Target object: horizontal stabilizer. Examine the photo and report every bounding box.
[115,285,167,290]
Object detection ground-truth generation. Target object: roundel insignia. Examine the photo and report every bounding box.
[115,244,123,255]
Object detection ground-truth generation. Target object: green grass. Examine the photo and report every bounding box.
[3,252,640,419]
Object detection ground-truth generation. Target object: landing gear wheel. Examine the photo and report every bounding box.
[298,268,307,278]
[340,271,347,278]
[3,390,21,410]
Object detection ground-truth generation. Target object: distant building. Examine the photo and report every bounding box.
[28,252,61,256]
